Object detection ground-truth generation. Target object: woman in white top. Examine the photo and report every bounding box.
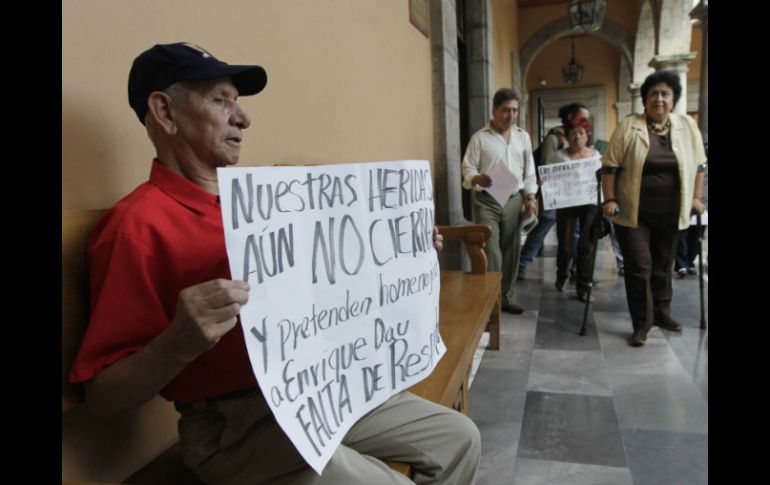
[553,116,600,302]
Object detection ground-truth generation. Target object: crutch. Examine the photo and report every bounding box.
[693,208,707,329]
[580,170,617,336]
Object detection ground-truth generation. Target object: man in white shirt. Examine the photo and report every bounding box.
[461,88,538,314]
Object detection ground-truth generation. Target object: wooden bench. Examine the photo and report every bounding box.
[63,211,500,484]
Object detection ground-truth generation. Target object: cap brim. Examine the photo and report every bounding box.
[229,65,268,96]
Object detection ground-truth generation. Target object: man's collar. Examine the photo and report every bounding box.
[149,159,220,215]
[486,121,513,135]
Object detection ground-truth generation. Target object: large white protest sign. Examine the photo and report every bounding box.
[217,160,446,475]
[538,156,602,210]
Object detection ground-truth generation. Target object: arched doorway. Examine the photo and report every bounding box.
[518,17,633,138]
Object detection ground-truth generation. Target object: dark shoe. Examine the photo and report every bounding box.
[687,265,697,275]
[502,304,525,314]
[676,268,687,279]
[517,266,526,280]
[555,277,567,292]
[577,291,594,303]
[629,329,648,347]
[654,314,683,332]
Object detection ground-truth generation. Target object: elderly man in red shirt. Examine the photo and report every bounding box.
[69,42,479,485]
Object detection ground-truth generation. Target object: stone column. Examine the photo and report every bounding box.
[431,0,469,270]
[465,0,493,135]
[430,0,464,226]
[615,56,633,120]
[648,53,697,115]
[690,0,708,140]
[632,0,655,89]
[628,83,642,115]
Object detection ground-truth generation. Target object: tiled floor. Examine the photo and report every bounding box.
[467,233,708,485]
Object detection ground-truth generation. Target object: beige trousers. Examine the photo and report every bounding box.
[178,391,481,485]
[473,190,524,307]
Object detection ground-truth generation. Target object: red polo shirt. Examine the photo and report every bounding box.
[68,160,257,402]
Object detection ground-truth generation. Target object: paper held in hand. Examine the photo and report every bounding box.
[485,160,520,207]
[217,160,446,475]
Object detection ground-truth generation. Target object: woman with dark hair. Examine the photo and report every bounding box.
[602,71,706,347]
[553,116,600,302]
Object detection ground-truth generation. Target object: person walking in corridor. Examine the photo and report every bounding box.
[462,88,538,314]
[518,102,589,280]
[601,71,706,347]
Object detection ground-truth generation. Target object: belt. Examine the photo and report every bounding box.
[174,387,260,413]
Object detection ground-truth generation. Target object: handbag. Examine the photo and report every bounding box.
[589,206,612,240]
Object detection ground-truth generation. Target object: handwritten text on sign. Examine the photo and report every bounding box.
[538,156,603,210]
[217,161,446,475]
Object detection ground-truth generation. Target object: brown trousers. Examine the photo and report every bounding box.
[614,213,680,331]
[555,204,598,294]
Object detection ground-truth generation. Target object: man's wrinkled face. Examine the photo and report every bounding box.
[173,78,252,167]
[491,99,519,133]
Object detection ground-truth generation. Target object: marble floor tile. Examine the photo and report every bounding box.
[514,279,544,311]
[527,349,612,397]
[535,298,602,352]
[518,391,627,467]
[609,373,708,434]
[512,458,633,485]
[590,285,630,313]
[621,427,708,485]
[475,421,522,485]
[469,368,530,424]
[501,315,538,339]
[478,336,534,371]
[663,327,708,401]
[670,275,708,329]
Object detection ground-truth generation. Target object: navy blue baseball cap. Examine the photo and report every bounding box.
[128,42,267,124]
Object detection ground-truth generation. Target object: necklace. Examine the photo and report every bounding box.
[647,117,671,134]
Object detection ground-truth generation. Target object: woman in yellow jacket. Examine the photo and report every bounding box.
[601,71,706,347]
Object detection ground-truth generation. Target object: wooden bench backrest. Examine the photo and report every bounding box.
[436,224,491,274]
[62,209,106,413]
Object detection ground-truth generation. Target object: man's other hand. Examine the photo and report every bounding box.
[523,197,538,216]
